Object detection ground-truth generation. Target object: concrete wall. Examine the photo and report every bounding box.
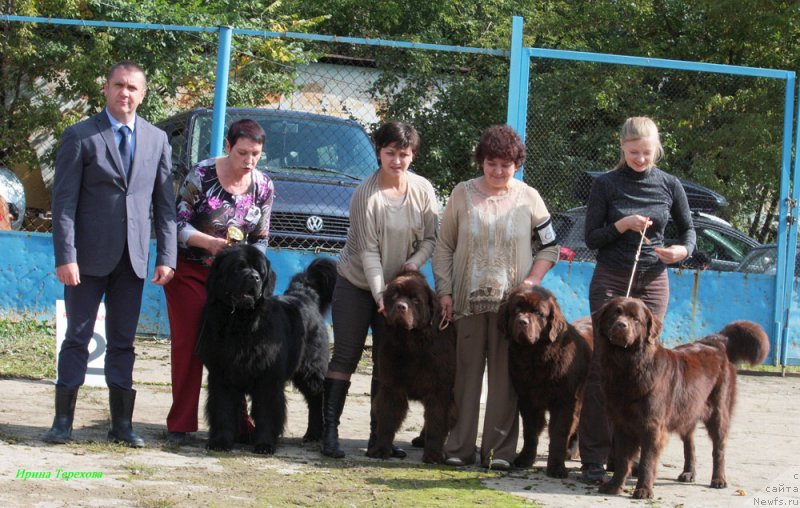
[2,231,789,365]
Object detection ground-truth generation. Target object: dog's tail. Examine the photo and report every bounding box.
[304,257,338,314]
[718,320,770,365]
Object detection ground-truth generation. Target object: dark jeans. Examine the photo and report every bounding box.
[579,263,669,465]
[328,275,389,378]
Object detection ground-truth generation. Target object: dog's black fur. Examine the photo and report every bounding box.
[196,244,335,454]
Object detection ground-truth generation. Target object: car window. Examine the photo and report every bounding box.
[167,125,186,169]
[696,227,751,263]
[190,113,375,180]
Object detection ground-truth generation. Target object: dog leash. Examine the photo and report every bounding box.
[625,222,650,298]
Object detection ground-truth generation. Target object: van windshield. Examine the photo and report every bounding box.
[190,112,376,180]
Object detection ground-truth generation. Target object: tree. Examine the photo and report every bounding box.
[0,0,322,193]
[278,0,799,240]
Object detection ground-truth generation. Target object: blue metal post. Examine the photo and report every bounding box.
[779,72,799,366]
[506,16,529,181]
[772,72,797,365]
[210,26,233,157]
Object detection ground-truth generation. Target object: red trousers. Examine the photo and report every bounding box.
[163,257,209,432]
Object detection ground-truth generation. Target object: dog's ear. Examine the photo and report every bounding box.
[591,305,608,343]
[497,295,511,338]
[260,257,276,297]
[547,298,568,343]
[644,305,663,344]
[205,251,225,301]
[428,283,441,328]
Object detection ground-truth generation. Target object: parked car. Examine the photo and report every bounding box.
[573,171,729,212]
[736,244,800,276]
[553,208,760,272]
[157,107,377,252]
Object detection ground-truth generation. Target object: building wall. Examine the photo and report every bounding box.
[1,231,784,365]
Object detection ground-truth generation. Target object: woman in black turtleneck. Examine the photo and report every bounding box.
[578,116,696,483]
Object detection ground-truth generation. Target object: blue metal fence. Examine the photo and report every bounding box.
[0,14,797,365]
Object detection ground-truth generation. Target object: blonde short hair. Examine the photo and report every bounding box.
[616,116,664,169]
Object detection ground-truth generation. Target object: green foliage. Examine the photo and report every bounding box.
[0,318,56,379]
[278,0,798,239]
[0,0,323,171]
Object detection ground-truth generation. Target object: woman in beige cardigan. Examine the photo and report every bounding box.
[320,122,439,459]
[433,125,559,470]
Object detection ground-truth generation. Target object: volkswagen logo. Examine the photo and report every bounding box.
[306,215,324,233]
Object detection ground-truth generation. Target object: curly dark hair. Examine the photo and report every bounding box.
[474,124,526,167]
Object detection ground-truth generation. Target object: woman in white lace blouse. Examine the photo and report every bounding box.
[433,125,560,470]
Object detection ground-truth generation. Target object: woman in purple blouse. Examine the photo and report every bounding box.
[163,119,274,445]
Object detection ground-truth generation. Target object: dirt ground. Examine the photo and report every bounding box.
[0,339,799,507]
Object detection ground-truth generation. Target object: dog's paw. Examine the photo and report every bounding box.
[546,464,569,479]
[678,471,696,483]
[632,487,654,499]
[411,434,425,448]
[302,431,322,443]
[598,482,623,495]
[513,454,535,468]
[710,477,727,489]
[253,442,276,455]
[365,446,392,460]
[206,438,233,452]
[422,451,443,464]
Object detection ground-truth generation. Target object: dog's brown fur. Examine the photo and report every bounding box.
[498,286,593,477]
[595,297,769,499]
[366,270,456,464]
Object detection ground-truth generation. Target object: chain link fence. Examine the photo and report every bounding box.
[0,19,789,266]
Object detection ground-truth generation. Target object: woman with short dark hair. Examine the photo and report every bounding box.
[321,121,438,459]
[163,118,274,445]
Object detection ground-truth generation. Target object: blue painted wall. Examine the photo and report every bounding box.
[2,231,788,365]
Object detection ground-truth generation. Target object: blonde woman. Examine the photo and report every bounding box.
[579,116,696,482]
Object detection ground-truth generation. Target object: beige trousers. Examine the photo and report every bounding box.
[444,312,519,465]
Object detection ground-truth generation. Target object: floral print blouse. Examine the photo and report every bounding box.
[176,158,274,265]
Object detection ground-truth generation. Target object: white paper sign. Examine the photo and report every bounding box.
[55,300,107,387]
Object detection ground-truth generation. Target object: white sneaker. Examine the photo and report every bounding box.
[444,457,465,466]
[489,458,511,471]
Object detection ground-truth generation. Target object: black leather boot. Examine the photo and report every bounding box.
[107,387,145,448]
[321,378,350,458]
[43,386,79,444]
[367,378,406,458]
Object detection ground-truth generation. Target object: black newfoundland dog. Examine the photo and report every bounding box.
[365,270,456,464]
[196,244,336,454]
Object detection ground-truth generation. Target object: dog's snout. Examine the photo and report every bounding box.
[395,301,409,313]
[248,271,261,283]
[611,320,628,330]
[515,315,530,327]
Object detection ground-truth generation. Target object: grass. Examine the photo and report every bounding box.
[0,319,56,379]
[128,456,541,507]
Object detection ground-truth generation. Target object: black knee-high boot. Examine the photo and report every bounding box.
[321,378,350,458]
[43,386,79,444]
[107,387,145,448]
[367,378,406,458]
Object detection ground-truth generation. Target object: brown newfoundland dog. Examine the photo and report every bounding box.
[365,270,456,464]
[595,297,770,499]
[498,286,593,477]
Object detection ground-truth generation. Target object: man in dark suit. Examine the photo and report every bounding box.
[45,61,177,447]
